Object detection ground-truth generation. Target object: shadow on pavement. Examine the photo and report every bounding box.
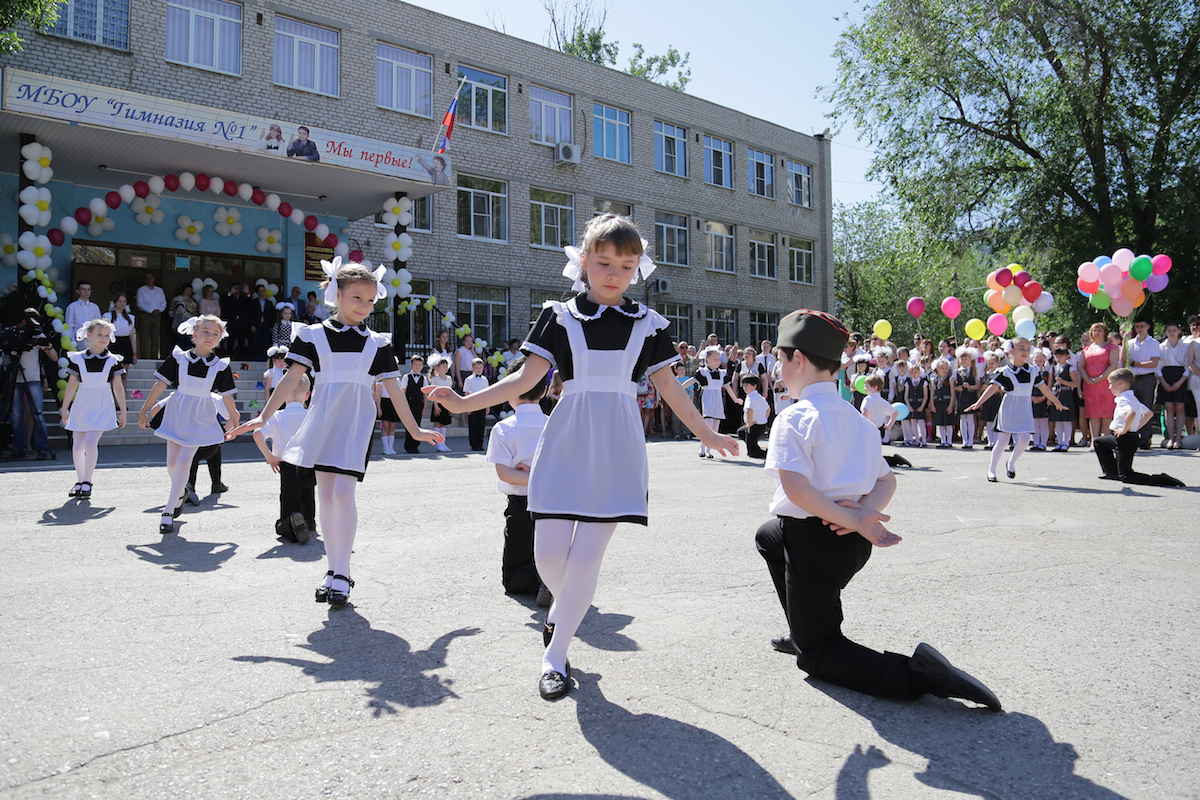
[571,670,793,799]
[523,606,639,652]
[233,609,480,716]
[255,535,326,562]
[39,500,116,525]
[811,682,1131,800]
[126,535,238,572]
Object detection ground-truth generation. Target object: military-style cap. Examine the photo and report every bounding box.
[777,309,850,362]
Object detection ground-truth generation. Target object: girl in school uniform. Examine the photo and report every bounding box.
[966,337,1066,482]
[694,345,729,458]
[426,355,454,452]
[980,352,1003,448]
[271,304,295,350]
[226,259,442,604]
[928,359,956,447]
[425,214,738,700]
[61,319,128,499]
[954,347,980,449]
[1049,346,1078,451]
[137,315,239,533]
[374,377,402,455]
[903,363,928,446]
[105,293,137,364]
[1157,322,1191,449]
[1029,350,1051,450]
[263,346,288,405]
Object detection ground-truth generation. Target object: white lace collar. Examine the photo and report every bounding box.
[566,293,647,322]
[81,349,111,359]
[176,346,219,365]
[324,318,370,337]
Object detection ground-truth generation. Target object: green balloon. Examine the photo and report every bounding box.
[1090,291,1112,310]
[853,374,867,393]
[1129,255,1153,281]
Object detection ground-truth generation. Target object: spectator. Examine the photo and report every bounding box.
[198,284,221,318]
[7,308,56,460]
[306,290,327,321]
[225,283,251,360]
[136,273,167,359]
[501,338,522,364]
[249,283,276,359]
[169,284,198,350]
[65,280,100,348]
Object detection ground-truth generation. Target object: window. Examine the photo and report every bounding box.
[749,229,776,279]
[457,284,508,346]
[655,212,688,266]
[750,311,778,346]
[530,289,560,324]
[704,135,733,188]
[748,148,775,198]
[457,175,507,241]
[459,66,507,133]
[47,0,129,49]
[274,16,338,96]
[397,279,433,357]
[705,307,738,346]
[656,303,691,344]
[787,160,813,207]
[705,221,735,273]
[594,199,632,218]
[374,195,431,232]
[593,103,631,163]
[165,0,240,74]
[789,238,814,284]
[530,86,572,144]
[530,188,574,249]
[655,121,687,177]
[375,44,431,116]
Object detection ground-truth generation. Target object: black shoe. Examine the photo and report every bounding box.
[183,483,200,506]
[1098,474,1120,481]
[984,444,994,451]
[911,642,1001,711]
[538,666,571,700]
[327,574,353,606]
[706,454,714,459]
[1155,473,1187,487]
[698,452,706,458]
[1005,463,1016,479]
[69,482,83,497]
[536,584,554,608]
[212,482,229,494]
[315,570,334,603]
[543,622,555,648]
[36,451,50,460]
[78,481,92,499]
[290,512,311,545]
[159,516,174,534]
[770,634,795,654]
[987,473,997,483]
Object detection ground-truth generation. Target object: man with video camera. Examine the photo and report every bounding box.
[3,308,58,460]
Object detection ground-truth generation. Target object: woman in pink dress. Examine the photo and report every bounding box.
[1080,322,1120,445]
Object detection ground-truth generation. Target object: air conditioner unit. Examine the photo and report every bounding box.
[650,277,672,295]
[554,141,581,165]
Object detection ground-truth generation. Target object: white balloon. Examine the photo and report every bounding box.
[52,318,64,332]
[398,282,412,296]
[177,215,192,227]
[19,142,43,160]
[191,278,204,293]
[290,208,305,225]
[397,211,413,227]
[209,177,225,194]
[119,184,136,204]
[398,196,412,212]
[89,197,107,217]
[314,223,329,240]
[59,216,78,236]
[148,176,165,195]
[397,247,412,262]
[238,182,254,201]
[46,266,59,281]
[265,193,281,210]
[398,233,413,248]
[178,172,196,191]
[46,290,57,303]
[396,268,412,283]
[334,242,349,258]
[37,285,48,298]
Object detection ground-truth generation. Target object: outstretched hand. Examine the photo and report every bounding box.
[413,427,445,445]
[422,385,465,413]
[700,429,739,457]
[225,415,266,440]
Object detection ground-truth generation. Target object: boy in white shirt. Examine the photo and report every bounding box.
[738,374,771,458]
[462,357,491,451]
[1094,368,1185,486]
[861,374,913,469]
[253,375,316,543]
[65,280,101,348]
[755,309,1000,710]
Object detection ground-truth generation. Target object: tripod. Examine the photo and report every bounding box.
[1,359,58,460]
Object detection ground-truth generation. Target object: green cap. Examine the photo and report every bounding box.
[777,309,849,362]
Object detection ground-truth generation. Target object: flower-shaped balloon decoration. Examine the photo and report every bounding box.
[213,206,243,237]
[0,233,17,267]
[474,338,487,353]
[381,196,414,227]
[85,197,116,237]
[423,295,438,312]
[383,231,413,262]
[20,142,53,183]
[132,194,165,226]
[320,256,386,307]
[16,232,53,271]
[175,215,203,245]
[256,227,283,254]
[18,186,53,227]
[562,239,656,292]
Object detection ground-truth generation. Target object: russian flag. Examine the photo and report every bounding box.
[437,97,458,153]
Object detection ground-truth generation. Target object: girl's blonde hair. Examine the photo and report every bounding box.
[320,262,379,312]
[192,314,229,339]
[580,213,644,258]
[85,318,116,338]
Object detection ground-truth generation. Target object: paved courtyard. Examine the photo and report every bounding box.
[1,437,1197,799]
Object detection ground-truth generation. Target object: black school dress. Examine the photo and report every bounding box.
[955,367,978,414]
[930,374,955,425]
[1031,367,1050,419]
[980,370,1003,424]
[1049,362,1076,422]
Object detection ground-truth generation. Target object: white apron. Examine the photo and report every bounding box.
[65,351,121,432]
[156,348,228,446]
[698,368,726,419]
[996,366,1034,434]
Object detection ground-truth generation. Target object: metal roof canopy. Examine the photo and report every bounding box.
[0,111,447,221]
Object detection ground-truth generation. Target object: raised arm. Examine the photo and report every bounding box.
[424,354,551,413]
[380,377,443,445]
[225,363,306,437]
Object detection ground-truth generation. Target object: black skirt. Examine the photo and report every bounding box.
[1158,366,1188,403]
[111,335,135,362]
[380,397,401,422]
[430,403,451,426]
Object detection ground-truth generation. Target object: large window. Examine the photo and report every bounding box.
[530,86,572,144]
[748,148,775,198]
[704,135,733,188]
[48,0,130,49]
[706,307,738,347]
[458,66,507,133]
[593,102,631,163]
[375,44,431,116]
[165,0,240,74]
[457,175,507,241]
[750,311,778,346]
[656,303,691,344]
[274,16,338,96]
[749,229,776,279]
[789,238,814,284]
[594,198,632,218]
[457,284,509,347]
[787,160,813,207]
[398,279,433,358]
[530,289,561,324]
[654,121,687,177]
[655,212,688,266]
[705,221,735,273]
[530,188,574,249]
[374,195,431,233]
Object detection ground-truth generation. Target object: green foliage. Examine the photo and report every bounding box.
[0,0,61,53]
[626,43,691,92]
[562,27,619,65]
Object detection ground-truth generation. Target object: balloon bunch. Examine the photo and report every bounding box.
[1076,249,1171,318]
[962,264,1055,340]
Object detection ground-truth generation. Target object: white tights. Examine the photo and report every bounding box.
[1054,421,1072,449]
[1033,418,1050,448]
[163,441,199,520]
[988,432,1030,479]
[317,472,358,592]
[960,414,976,446]
[72,430,103,484]
[534,519,617,674]
[699,418,719,455]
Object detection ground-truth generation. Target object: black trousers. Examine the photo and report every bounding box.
[278,462,316,534]
[187,444,222,488]
[755,516,917,699]
[403,399,424,452]
[1132,374,1157,446]
[468,409,486,450]
[1094,431,1179,485]
[502,495,540,594]
[738,423,768,458]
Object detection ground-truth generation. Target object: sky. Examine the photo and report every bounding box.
[402,0,884,207]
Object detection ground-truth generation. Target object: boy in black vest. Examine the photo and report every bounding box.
[399,356,427,454]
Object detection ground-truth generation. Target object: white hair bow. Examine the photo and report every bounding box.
[322,256,388,307]
[561,239,658,293]
[177,316,201,336]
[74,325,89,342]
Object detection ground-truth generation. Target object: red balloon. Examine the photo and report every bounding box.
[105,191,122,209]
[74,207,92,225]
[133,180,150,198]
[995,268,1012,287]
[906,297,925,318]
[251,188,266,206]
[278,202,293,217]
[1021,280,1042,302]
[324,233,338,248]
[349,249,364,262]
[47,228,65,246]
[1013,270,1031,288]
[194,173,211,191]
[223,180,238,196]
[303,215,319,231]
[1077,277,1099,294]
[164,174,180,192]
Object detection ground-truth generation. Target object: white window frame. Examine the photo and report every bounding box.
[656,303,692,344]
[655,211,689,266]
[274,16,339,97]
[705,307,738,346]
[47,0,130,49]
[375,43,432,117]
[787,160,813,208]
[705,221,735,273]
[374,195,432,233]
[749,229,777,279]
[704,135,733,188]
[457,284,509,346]
[530,188,574,250]
[748,148,775,199]
[749,311,779,346]
[655,121,688,177]
[459,66,508,134]
[530,86,573,145]
[789,238,814,284]
[594,199,632,219]
[457,175,508,242]
[165,0,241,75]
[530,289,561,325]
[593,102,631,163]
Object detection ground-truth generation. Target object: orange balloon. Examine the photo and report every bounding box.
[1121,277,1143,301]
[986,290,1003,312]
[1133,290,1146,307]
[987,271,1002,292]
[998,303,1012,315]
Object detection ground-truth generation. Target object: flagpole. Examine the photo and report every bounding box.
[433,73,470,153]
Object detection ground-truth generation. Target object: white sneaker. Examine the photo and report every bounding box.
[382,446,395,455]
[436,442,450,452]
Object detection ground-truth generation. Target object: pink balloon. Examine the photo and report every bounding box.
[1111,297,1134,317]
[987,313,1008,336]
[1077,262,1100,283]
[907,297,925,318]
[1099,262,1123,287]
[1112,248,1135,269]
[995,268,1013,287]
[1104,281,1122,298]
[1012,270,1031,288]
[1144,272,1169,293]
[941,296,961,319]
[1151,254,1172,275]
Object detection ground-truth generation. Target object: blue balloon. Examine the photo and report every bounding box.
[1095,255,1112,267]
[891,401,910,421]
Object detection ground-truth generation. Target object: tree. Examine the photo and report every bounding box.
[826,0,1200,323]
[627,43,691,92]
[1,0,61,53]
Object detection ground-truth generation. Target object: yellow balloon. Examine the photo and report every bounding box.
[873,319,892,340]
[964,318,986,340]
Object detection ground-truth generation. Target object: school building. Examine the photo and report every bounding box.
[0,0,833,352]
